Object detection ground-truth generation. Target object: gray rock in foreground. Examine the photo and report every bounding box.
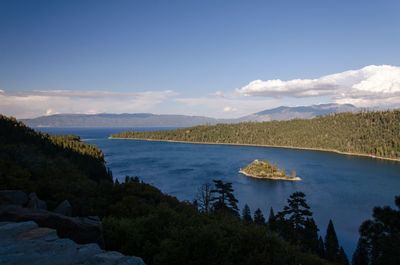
[0,221,145,265]
[0,205,104,247]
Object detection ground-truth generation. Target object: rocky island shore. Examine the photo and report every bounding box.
[239,160,301,181]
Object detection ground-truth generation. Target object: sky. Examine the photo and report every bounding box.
[1,0,400,118]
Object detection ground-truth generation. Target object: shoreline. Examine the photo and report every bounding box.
[238,169,302,181]
[109,137,400,162]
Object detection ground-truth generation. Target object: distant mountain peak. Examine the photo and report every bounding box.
[21,103,360,127]
[242,103,359,122]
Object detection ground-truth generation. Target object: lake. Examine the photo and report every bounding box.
[39,127,400,256]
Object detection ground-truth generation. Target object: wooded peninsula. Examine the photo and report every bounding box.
[111,110,400,161]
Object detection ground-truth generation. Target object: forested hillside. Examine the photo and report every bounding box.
[112,110,400,160]
[0,115,333,265]
[0,115,113,214]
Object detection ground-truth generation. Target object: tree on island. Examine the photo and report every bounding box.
[210,179,239,216]
[253,208,265,225]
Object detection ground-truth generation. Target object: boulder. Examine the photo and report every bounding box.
[0,221,146,265]
[54,200,72,216]
[0,205,104,248]
[27,193,47,210]
[88,251,146,265]
[0,190,28,206]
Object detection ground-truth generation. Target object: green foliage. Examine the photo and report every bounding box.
[353,195,400,265]
[113,110,400,160]
[338,247,350,265]
[241,159,299,180]
[254,208,266,225]
[352,238,369,265]
[210,180,239,217]
[280,192,313,231]
[0,115,113,215]
[1,115,334,265]
[104,179,332,265]
[242,204,253,224]
[325,220,340,262]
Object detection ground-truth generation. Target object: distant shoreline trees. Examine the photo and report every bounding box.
[112,110,400,160]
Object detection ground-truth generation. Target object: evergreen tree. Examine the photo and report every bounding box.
[317,236,325,258]
[338,247,350,265]
[355,195,400,265]
[302,218,319,253]
[352,238,369,265]
[210,179,239,216]
[253,208,265,225]
[242,204,252,224]
[325,220,340,262]
[268,207,275,224]
[281,192,313,231]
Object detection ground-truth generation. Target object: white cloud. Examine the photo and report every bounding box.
[223,106,237,112]
[237,65,400,107]
[174,94,280,118]
[0,90,177,118]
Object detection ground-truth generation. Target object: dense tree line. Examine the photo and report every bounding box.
[1,115,398,265]
[112,110,400,160]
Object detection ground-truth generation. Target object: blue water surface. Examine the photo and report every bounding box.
[39,127,400,256]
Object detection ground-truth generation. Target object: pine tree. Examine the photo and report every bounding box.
[352,238,369,265]
[325,219,340,262]
[268,207,275,224]
[338,247,350,265]
[355,195,400,265]
[253,208,265,225]
[317,236,325,258]
[281,192,312,231]
[302,218,319,253]
[211,179,239,216]
[242,204,253,224]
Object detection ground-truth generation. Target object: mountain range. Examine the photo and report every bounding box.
[21,103,359,127]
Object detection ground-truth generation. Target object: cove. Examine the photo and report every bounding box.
[39,127,400,256]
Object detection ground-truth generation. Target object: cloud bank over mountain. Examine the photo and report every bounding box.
[237,65,400,107]
[1,65,399,119]
[0,90,176,118]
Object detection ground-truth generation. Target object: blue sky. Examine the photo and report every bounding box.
[1,0,400,118]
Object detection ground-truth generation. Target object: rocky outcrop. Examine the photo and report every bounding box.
[0,221,145,265]
[0,205,105,247]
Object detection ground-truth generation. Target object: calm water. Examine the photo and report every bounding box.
[39,127,400,256]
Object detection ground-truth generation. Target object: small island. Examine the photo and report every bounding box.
[239,159,301,181]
